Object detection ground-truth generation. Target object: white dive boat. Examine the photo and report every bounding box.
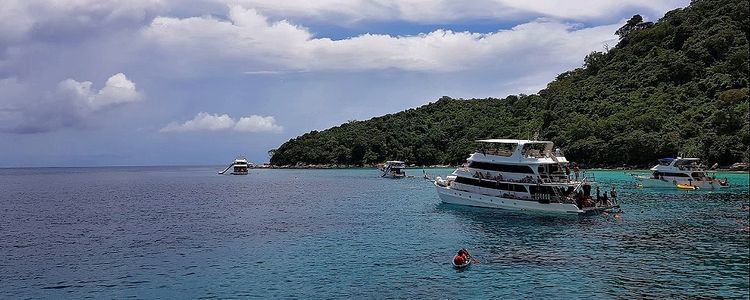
[632,157,729,189]
[434,139,617,215]
[219,158,250,175]
[380,161,406,178]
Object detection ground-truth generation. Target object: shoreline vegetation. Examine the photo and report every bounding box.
[255,163,749,172]
[268,0,749,169]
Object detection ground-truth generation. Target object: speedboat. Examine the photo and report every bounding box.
[380,160,406,178]
[631,157,729,189]
[434,139,618,215]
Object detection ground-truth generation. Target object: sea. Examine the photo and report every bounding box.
[1,167,748,299]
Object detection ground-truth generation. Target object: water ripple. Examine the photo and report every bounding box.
[0,167,747,298]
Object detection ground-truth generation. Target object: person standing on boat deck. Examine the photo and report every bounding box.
[574,165,580,181]
[565,164,571,180]
[596,186,601,201]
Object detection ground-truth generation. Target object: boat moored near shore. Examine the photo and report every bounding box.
[380,160,406,178]
[631,157,729,189]
[219,158,250,175]
[434,139,618,215]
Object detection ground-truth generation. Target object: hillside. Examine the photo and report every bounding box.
[270,0,749,167]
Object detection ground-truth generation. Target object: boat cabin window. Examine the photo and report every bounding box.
[477,142,516,157]
[538,164,561,177]
[468,161,535,174]
[455,176,528,192]
[653,171,690,178]
[665,172,689,177]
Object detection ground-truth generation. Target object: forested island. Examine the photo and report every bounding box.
[270,0,749,168]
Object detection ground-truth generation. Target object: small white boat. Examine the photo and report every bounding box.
[380,161,406,178]
[219,158,250,175]
[632,157,729,189]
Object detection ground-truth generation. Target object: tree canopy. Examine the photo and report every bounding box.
[271,0,749,167]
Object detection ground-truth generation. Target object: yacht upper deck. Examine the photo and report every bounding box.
[652,157,704,172]
[470,139,568,164]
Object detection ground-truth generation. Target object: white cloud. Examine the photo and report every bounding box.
[224,0,688,24]
[235,115,283,133]
[0,0,164,46]
[0,73,143,133]
[144,5,619,73]
[160,112,283,133]
[57,73,143,111]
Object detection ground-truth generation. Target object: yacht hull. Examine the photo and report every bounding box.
[435,184,582,215]
[634,176,727,189]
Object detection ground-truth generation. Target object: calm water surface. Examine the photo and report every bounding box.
[1,167,748,298]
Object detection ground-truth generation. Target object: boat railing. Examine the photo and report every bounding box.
[479,149,514,157]
[522,149,544,158]
[540,176,571,184]
[531,193,575,204]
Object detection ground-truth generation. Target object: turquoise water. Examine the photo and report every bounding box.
[0,167,748,298]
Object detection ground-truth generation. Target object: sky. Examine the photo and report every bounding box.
[0,0,690,167]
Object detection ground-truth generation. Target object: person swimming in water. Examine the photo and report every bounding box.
[453,248,478,266]
[457,248,470,259]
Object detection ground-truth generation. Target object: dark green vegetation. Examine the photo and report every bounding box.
[271,0,749,167]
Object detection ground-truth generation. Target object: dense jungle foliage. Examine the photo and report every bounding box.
[271,0,749,167]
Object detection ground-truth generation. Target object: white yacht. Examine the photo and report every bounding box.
[632,157,729,188]
[219,158,250,175]
[434,139,617,215]
[380,161,406,178]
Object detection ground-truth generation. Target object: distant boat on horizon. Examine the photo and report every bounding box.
[219,157,250,175]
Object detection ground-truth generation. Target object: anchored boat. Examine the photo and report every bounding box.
[434,139,617,215]
[380,160,406,178]
[219,158,250,175]
[631,157,729,189]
